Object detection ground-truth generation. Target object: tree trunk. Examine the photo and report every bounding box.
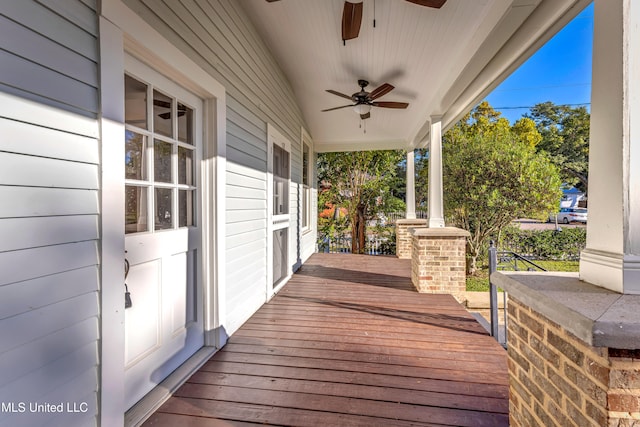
[466,245,479,275]
[350,216,359,254]
[565,167,589,195]
[357,205,366,254]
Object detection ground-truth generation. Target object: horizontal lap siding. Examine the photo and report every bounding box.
[0,0,99,117]
[0,1,100,426]
[123,0,310,334]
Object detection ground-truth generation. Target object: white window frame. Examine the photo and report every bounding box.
[301,130,313,234]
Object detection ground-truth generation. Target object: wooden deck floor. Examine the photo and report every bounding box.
[144,253,509,427]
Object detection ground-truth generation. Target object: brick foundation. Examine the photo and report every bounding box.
[395,219,427,259]
[410,227,468,294]
[508,296,640,427]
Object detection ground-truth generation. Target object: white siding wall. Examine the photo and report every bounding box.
[0,2,100,426]
[122,0,315,334]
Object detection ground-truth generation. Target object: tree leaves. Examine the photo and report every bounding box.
[418,101,562,274]
[318,150,405,253]
[527,102,590,192]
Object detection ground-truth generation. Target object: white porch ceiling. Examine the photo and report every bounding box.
[240,0,591,152]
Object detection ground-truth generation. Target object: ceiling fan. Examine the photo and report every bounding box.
[322,79,409,120]
[342,0,447,43]
[266,0,447,43]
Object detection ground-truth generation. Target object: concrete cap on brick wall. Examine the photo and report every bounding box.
[411,227,470,237]
[492,271,640,350]
[396,219,428,225]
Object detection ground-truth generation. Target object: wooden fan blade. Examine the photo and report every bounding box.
[153,99,171,108]
[369,83,395,100]
[405,0,447,8]
[326,89,354,101]
[372,101,409,109]
[360,112,371,120]
[158,111,185,119]
[322,104,354,112]
[342,1,363,41]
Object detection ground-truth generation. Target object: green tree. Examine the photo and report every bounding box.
[418,102,562,274]
[318,150,405,253]
[527,102,590,192]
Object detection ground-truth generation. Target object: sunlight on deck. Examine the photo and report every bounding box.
[145,253,509,426]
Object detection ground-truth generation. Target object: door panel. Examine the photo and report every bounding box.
[124,259,161,366]
[168,252,187,336]
[273,227,288,287]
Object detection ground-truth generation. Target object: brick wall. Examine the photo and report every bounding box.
[508,297,640,427]
[608,349,640,426]
[410,228,467,294]
[395,219,427,259]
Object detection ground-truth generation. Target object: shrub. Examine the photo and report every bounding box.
[498,225,586,260]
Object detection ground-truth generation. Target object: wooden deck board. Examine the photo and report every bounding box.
[144,253,508,426]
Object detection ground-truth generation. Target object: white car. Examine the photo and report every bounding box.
[549,207,588,224]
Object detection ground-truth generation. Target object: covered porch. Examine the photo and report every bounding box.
[144,253,508,426]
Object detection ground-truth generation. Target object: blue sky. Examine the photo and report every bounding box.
[484,3,594,123]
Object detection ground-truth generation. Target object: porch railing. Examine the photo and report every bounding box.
[318,234,395,255]
[497,250,548,272]
[487,241,548,347]
[385,210,428,223]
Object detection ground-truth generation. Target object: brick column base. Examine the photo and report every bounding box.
[508,297,640,427]
[410,227,469,294]
[395,219,427,259]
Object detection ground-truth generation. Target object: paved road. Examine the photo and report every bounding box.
[513,219,586,231]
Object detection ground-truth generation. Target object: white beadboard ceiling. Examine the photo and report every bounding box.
[239,0,591,152]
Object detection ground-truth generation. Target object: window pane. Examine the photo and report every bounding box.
[153,90,173,137]
[125,75,147,129]
[125,185,148,234]
[179,190,194,227]
[302,187,309,228]
[154,139,172,183]
[273,145,289,215]
[155,187,173,230]
[177,103,193,144]
[125,131,146,180]
[178,147,193,185]
[303,144,309,186]
[273,228,288,287]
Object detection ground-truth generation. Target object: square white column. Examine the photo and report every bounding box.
[428,117,445,228]
[406,150,416,219]
[580,0,640,294]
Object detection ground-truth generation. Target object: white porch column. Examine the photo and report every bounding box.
[580,0,640,294]
[406,149,416,219]
[427,116,445,228]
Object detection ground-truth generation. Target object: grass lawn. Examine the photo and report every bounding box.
[466,260,580,292]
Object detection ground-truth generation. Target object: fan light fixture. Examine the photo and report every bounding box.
[353,104,371,115]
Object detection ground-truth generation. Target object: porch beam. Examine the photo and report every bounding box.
[405,150,416,219]
[580,0,640,294]
[427,117,445,228]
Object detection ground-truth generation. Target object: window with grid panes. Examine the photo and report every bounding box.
[124,74,196,233]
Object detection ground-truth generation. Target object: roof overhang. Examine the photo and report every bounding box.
[240,0,592,152]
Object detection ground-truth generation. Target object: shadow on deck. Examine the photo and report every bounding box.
[144,253,509,426]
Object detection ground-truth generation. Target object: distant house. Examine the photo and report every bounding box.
[560,187,586,208]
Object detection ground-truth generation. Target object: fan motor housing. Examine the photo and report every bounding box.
[353,80,370,103]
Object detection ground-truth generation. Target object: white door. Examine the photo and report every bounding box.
[267,126,291,295]
[123,56,204,408]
